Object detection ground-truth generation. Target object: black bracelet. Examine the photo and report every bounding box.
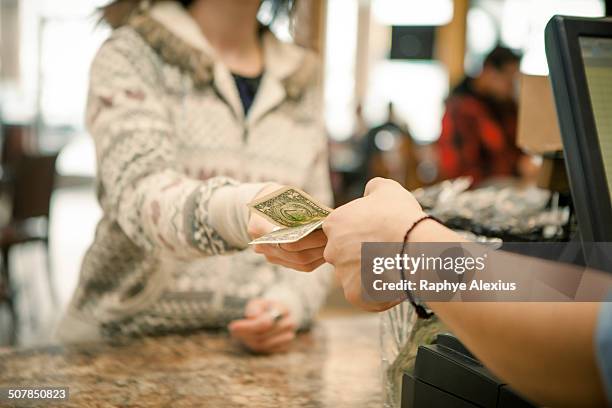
[399,214,440,319]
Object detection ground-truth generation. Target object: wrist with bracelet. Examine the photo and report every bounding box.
[399,214,441,319]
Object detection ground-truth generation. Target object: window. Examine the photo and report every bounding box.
[1,0,109,128]
[324,0,453,143]
[466,0,605,75]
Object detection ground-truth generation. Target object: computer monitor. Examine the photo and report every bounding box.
[545,16,612,244]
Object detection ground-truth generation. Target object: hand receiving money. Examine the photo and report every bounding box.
[248,186,329,272]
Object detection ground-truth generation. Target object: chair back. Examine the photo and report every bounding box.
[11,154,58,221]
[1,124,36,167]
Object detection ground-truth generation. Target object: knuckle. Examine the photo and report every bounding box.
[323,210,338,226]
[247,223,262,238]
[366,177,384,189]
[246,222,255,236]
[365,177,393,195]
[323,245,335,264]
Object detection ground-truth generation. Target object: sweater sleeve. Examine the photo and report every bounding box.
[88,33,265,258]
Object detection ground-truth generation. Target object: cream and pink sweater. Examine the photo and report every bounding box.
[57,2,333,341]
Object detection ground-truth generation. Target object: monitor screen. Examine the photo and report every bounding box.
[580,36,612,203]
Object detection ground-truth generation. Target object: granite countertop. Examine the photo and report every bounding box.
[0,316,382,407]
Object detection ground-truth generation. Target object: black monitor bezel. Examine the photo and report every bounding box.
[545,15,612,243]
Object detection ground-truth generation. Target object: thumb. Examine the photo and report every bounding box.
[245,298,269,318]
[248,213,275,239]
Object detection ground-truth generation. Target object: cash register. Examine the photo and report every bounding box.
[402,15,612,407]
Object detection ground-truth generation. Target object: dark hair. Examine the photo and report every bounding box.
[483,46,521,70]
[101,0,296,29]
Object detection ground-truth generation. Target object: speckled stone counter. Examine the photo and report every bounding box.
[0,316,382,407]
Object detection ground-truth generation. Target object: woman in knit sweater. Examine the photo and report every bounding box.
[56,0,333,353]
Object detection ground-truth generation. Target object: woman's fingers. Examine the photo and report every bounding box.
[230,320,297,353]
[230,314,295,341]
[260,255,325,272]
[229,314,275,336]
[256,316,296,340]
[258,330,296,351]
[241,327,297,354]
[279,230,327,251]
[254,244,325,267]
[252,230,327,271]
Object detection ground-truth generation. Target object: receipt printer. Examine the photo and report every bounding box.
[402,334,537,408]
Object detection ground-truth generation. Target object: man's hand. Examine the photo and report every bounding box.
[228,298,298,354]
[322,178,425,311]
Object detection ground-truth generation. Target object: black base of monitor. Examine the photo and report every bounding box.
[401,334,537,408]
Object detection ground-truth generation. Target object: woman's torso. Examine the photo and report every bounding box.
[64,7,327,338]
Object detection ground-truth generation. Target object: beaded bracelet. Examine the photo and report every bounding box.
[399,214,440,319]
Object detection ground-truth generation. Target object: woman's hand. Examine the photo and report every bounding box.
[322,178,425,311]
[248,184,327,272]
[228,298,297,354]
[252,230,327,272]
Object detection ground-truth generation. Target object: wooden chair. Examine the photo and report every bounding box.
[0,153,58,344]
[0,123,37,198]
[1,123,36,167]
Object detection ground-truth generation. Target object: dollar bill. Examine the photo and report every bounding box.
[248,186,331,228]
[248,186,331,245]
[249,219,324,245]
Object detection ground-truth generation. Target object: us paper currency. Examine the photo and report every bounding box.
[248,187,331,244]
[249,219,324,245]
[249,187,331,228]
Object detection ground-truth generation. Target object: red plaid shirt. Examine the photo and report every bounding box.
[437,79,521,186]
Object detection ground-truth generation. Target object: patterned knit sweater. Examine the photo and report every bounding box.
[57,2,333,342]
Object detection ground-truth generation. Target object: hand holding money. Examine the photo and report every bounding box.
[247,186,330,272]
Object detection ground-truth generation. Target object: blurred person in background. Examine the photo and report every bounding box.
[437,46,536,186]
[56,0,333,353]
[359,102,420,191]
